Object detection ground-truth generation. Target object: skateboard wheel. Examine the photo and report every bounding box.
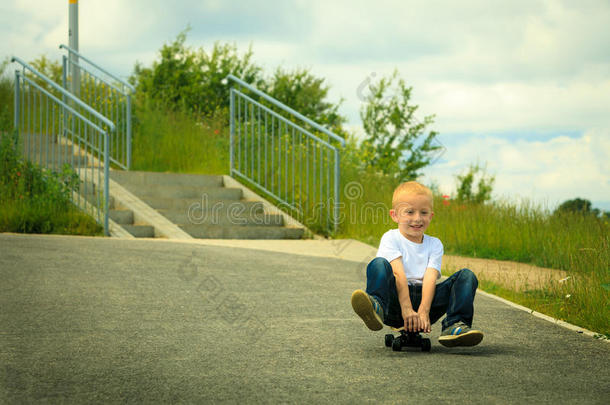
[421,339,431,352]
[392,338,402,352]
[385,334,394,347]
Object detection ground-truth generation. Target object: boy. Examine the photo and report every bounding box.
[351,181,484,347]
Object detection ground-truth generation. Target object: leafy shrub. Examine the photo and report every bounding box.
[265,67,347,136]
[554,198,605,218]
[0,131,102,235]
[130,30,348,136]
[0,58,13,133]
[131,29,264,117]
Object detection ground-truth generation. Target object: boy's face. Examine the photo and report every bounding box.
[390,193,434,243]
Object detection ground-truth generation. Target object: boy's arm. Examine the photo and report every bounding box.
[417,267,440,333]
[389,258,421,332]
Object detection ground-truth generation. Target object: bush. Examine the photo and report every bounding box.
[131,29,264,117]
[0,131,102,235]
[554,198,604,217]
[265,67,347,136]
[131,30,348,136]
[0,58,13,133]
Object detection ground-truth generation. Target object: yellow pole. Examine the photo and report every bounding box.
[69,0,79,96]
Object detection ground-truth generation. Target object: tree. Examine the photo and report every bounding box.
[0,59,13,133]
[554,198,601,217]
[131,30,348,132]
[455,163,495,204]
[131,29,264,116]
[360,70,441,181]
[264,67,346,136]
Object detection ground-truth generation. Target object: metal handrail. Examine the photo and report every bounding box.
[225,74,346,146]
[60,44,135,93]
[13,63,111,235]
[227,78,343,234]
[18,72,107,136]
[59,46,133,170]
[11,56,116,132]
[237,91,336,150]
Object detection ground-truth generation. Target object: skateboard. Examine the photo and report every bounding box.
[384,327,431,352]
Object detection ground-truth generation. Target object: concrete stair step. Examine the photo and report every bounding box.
[157,209,284,227]
[20,135,65,148]
[117,183,242,200]
[26,154,90,168]
[180,224,304,239]
[110,171,224,188]
[121,224,155,238]
[82,192,115,210]
[22,145,76,156]
[141,197,264,213]
[104,170,305,240]
[109,209,134,225]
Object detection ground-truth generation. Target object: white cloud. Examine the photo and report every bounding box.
[418,78,610,134]
[422,128,610,208]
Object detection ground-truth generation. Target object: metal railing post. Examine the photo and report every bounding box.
[126,93,132,169]
[13,71,19,132]
[334,148,340,233]
[62,56,67,94]
[104,131,110,236]
[229,89,235,175]
[61,55,68,140]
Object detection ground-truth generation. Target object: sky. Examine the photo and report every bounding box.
[2,0,609,211]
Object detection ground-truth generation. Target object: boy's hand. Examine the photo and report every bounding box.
[402,308,420,332]
[417,311,431,333]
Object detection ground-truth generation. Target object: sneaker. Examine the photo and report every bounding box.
[351,289,384,331]
[438,322,484,347]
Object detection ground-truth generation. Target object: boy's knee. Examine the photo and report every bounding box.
[458,268,478,286]
[367,257,392,277]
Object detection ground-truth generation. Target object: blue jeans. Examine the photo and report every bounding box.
[365,257,478,330]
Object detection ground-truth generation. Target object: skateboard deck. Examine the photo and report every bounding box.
[385,327,431,352]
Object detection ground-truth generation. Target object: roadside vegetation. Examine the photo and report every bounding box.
[0,130,102,236]
[0,60,102,236]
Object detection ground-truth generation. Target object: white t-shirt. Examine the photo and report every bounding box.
[376,229,443,285]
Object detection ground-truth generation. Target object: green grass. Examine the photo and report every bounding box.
[130,99,609,336]
[432,197,609,337]
[0,131,103,237]
[0,197,103,236]
[131,99,230,174]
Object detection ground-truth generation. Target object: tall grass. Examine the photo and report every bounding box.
[0,131,103,236]
[431,198,609,337]
[131,99,230,174]
[0,59,14,133]
[430,197,609,273]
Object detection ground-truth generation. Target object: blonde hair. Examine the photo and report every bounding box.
[392,181,433,208]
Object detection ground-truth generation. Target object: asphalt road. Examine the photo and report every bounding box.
[1,233,608,404]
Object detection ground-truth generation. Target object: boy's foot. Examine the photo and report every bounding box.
[351,289,384,331]
[438,322,484,347]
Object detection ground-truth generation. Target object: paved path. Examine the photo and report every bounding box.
[1,234,608,403]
